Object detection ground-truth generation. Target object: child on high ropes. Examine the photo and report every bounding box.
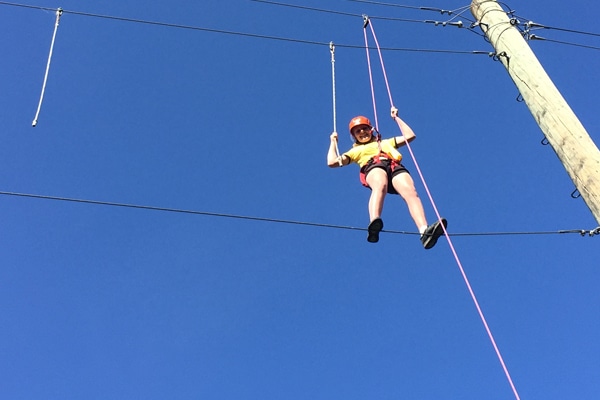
[327,107,447,247]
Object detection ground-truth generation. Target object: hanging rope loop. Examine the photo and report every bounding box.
[330,41,337,134]
[362,20,379,133]
[366,19,395,110]
[32,7,63,127]
[329,41,341,165]
[362,19,522,400]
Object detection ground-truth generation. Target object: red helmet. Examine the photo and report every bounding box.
[348,116,372,134]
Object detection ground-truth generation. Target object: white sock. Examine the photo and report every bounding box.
[419,225,428,234]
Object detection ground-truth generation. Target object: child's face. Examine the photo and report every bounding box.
[352,125,373,143]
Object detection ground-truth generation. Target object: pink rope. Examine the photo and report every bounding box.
[363,27,379,132]
[364,18,522,400]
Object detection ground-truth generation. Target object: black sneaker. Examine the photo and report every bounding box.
[367,218,384,243]
[420,218,447,249]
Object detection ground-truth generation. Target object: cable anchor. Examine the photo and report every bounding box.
[492,51,510,65]
[580,227,600,237]
[525,21,545,29]
[471,21,482,28]
[529,34,545,41]
[571,189,581,199]
[426,20,464,28]
[420,7,451,15]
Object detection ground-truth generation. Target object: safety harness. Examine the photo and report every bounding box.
[358,131,401,187]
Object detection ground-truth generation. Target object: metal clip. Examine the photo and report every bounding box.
[571,189,581,199]
[362,15,370,28]
[541,137,549,146]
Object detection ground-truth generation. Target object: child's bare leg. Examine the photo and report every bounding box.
[392,173,428,232]
[365,168,388,222]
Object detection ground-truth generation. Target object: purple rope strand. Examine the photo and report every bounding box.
[366,18,522,400]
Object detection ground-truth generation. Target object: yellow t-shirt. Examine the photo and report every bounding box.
[343,138,402,167]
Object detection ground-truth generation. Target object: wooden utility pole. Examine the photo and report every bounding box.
[471,0,600,225]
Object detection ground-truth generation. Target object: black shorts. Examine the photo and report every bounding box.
[360,159,409,195]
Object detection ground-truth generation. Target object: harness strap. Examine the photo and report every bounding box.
[359,153,400,187]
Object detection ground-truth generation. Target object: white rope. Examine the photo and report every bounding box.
[32,8,62,127]
[330,41,342,165]
[330,41,337,134]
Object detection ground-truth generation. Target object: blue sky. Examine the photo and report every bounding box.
[1,1,599,399]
